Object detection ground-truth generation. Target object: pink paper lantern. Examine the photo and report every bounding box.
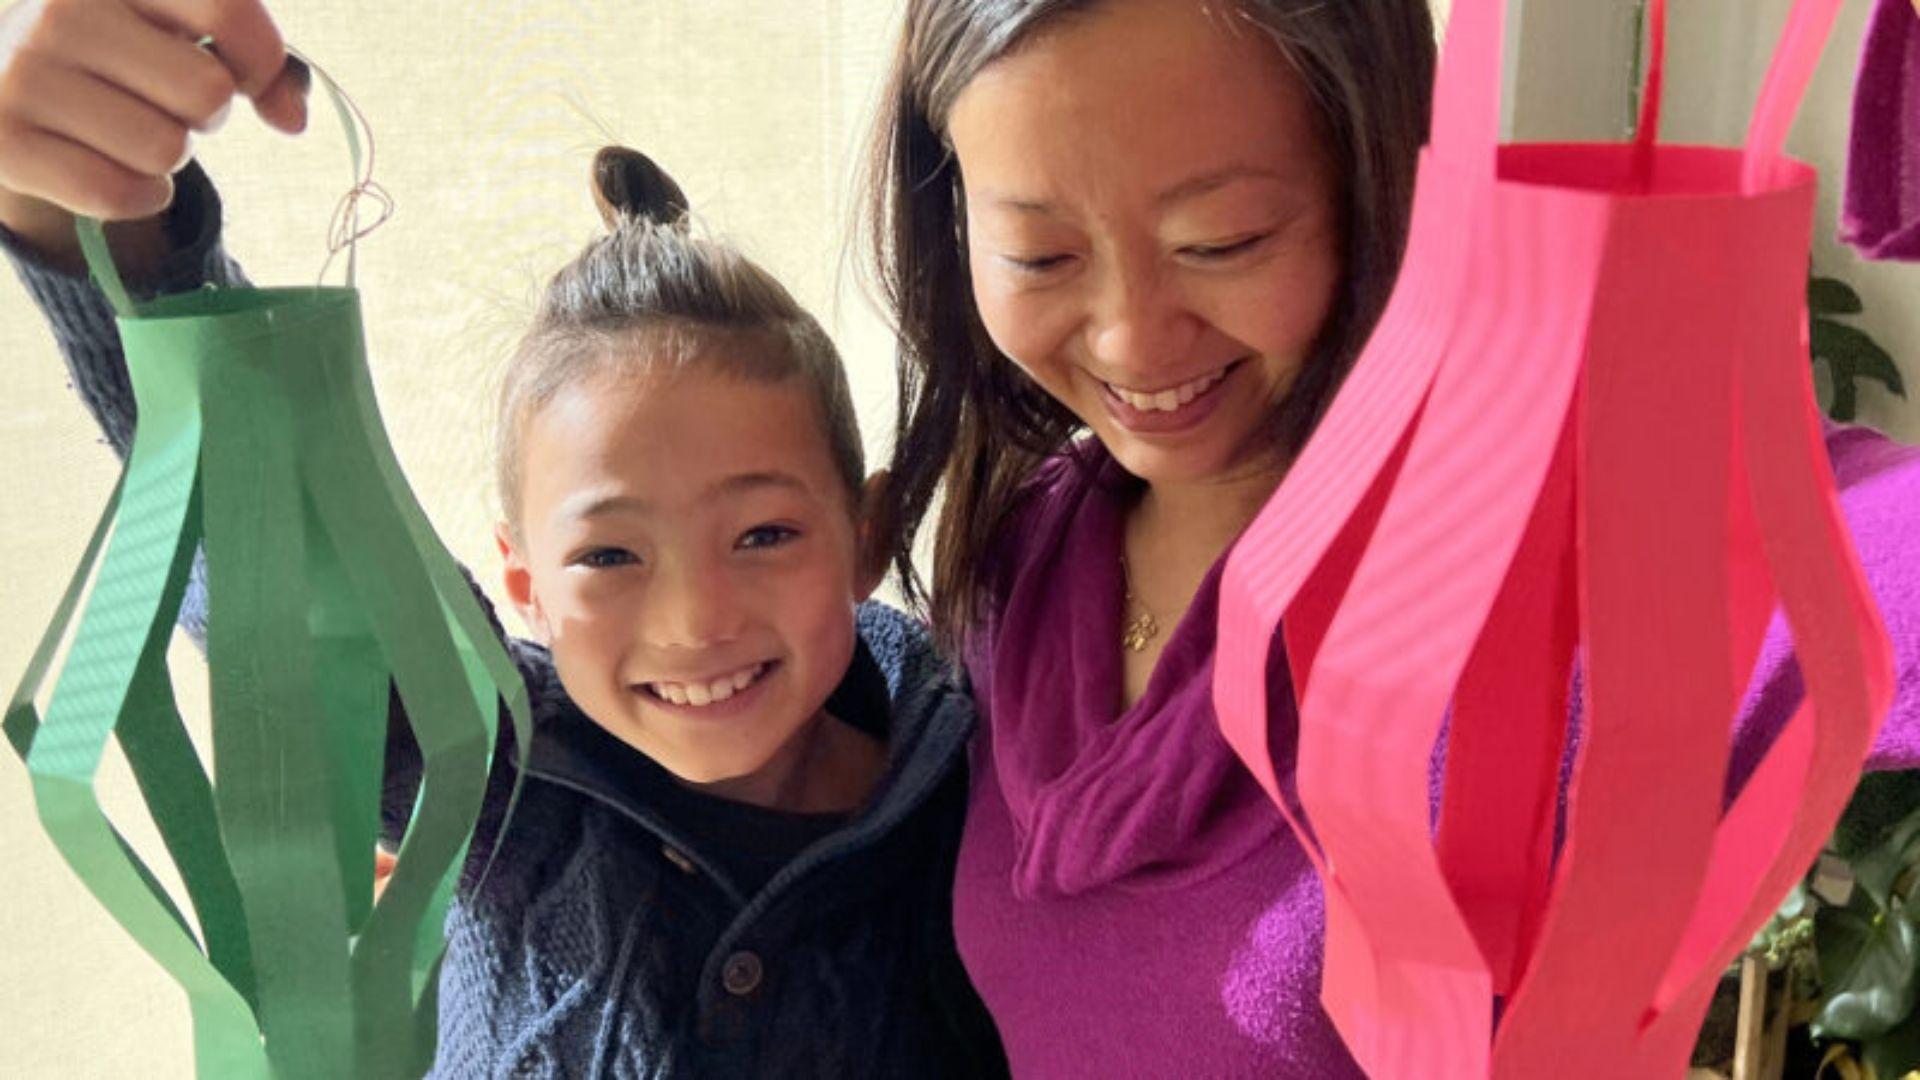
[1213,0,1894,1075]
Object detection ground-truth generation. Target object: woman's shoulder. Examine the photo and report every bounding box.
[1820,422,1920,770]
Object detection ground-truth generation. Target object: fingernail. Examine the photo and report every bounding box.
[199,100,231,134]
[173,133,196,173]
[286,55,312,95]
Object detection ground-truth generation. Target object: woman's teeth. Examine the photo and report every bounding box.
[1107,366,1229,413]
[647,662,770,707]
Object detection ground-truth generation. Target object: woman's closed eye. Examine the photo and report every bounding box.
[737,523,801,551]
[1179,231,1273,262]
[1001,252,1075,275]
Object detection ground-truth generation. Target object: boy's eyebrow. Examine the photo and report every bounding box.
[709,470,813,499]
[564,471,812,520]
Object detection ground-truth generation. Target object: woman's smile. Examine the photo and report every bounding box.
[1097,357,1246,434]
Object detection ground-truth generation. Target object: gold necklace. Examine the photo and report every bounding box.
[1120,555,1160,653]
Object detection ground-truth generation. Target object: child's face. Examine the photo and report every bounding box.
[498,361,877,800]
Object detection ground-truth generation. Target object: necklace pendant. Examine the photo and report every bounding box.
[1122,610,1160,653]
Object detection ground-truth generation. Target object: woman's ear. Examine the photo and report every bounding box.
[854,470,892,602]
[495,521,551,643]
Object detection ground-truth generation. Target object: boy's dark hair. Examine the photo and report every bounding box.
[863,0,1438,651]
[498,147,865,535]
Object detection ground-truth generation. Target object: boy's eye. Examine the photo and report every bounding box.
[737,524,799,551]
[574,547,638,569]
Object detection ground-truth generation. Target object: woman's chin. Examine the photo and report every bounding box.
[1102,433,1252,490]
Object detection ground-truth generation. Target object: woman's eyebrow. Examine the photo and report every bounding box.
[1152,165,1289,208]
[975,165,1292,216]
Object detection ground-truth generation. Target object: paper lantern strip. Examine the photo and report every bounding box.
[1213,0,1893,1077]
[4,84,529,1080]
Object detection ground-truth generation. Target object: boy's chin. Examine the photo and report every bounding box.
[658,755,771,787]
[649,729,813,795]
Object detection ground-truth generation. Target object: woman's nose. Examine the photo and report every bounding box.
[1086,262,1198,376]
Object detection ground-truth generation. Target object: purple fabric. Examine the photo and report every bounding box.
[1729,421,1920,787]
[955,423,1920,1078]
[1841,0,1920,260]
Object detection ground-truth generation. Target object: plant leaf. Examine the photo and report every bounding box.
[1814,320,1908,398]
[1854,803,1920,910]
[1815,900,1920,1041]
[1829,363,1862,423]
[1863,1008,1920,1079]
[1811,276,1866,315]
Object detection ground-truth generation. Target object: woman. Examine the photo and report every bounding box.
[863,0,1920,1075]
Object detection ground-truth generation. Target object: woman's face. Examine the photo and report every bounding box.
[948,0,1343,491]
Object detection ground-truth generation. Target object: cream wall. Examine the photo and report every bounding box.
[6,0,1918,1076]
[1506,0,1920,439]
[1664,0,1920,440]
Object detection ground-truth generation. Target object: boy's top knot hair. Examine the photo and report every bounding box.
[590,146,691,230]
[495,147,868,539]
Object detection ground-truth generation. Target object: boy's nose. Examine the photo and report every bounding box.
[646,562,746,650]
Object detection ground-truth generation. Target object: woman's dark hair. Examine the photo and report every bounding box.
[498,147,864,535]
[864,0,1437,650]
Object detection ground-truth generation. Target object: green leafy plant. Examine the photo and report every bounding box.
[1726,776,1920,1079]
[1811,274,1905,422]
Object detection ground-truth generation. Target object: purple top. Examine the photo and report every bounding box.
[955,425,1920,1077]
[1842,0,1920,260]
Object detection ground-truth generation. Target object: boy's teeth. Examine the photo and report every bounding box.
[650,663,768,708]
[1110,367,1227,413]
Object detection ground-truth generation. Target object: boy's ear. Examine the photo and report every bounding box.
[495,521,551,643]
[854,470,891,602]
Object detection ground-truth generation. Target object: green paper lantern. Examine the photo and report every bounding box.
[4,70,529,1080]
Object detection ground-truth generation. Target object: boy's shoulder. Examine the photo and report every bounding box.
[855,599,948,699]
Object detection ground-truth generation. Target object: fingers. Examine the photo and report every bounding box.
[15,62,193,177]
[0,125,171,219]
[248,51,305,133]
[372,847,397,903]
[123,0,304,132]
[0,0,308,217]
[48,0,237,130]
